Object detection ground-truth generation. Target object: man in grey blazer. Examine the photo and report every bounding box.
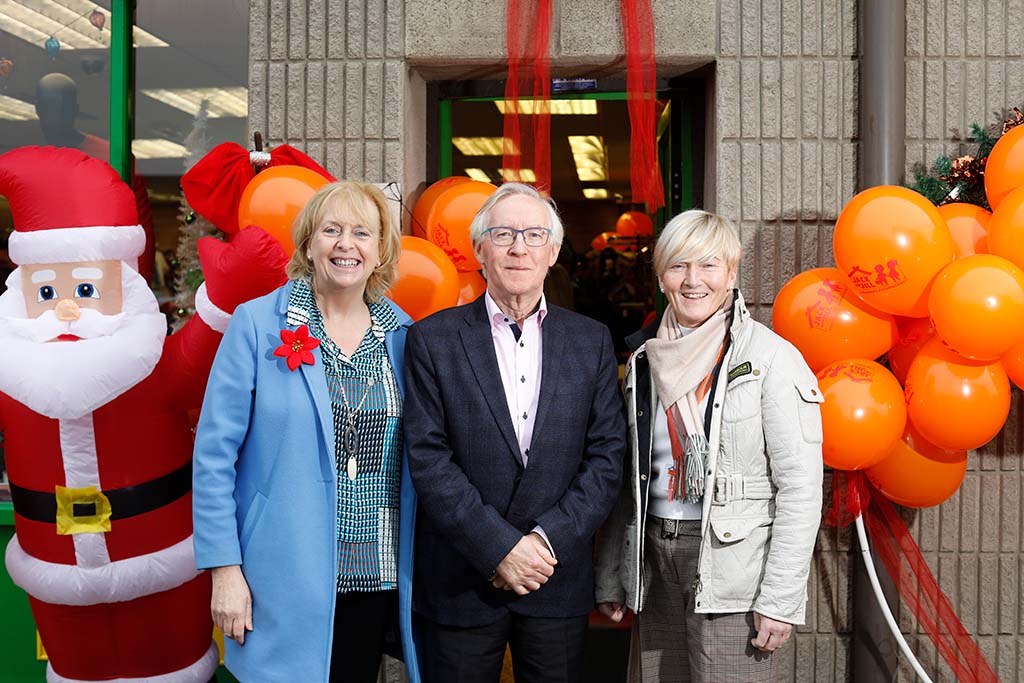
[404,183,626,683]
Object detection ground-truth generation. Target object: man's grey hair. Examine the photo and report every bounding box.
[468,182,565,247]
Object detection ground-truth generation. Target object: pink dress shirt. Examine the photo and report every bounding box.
[484,291,546,466]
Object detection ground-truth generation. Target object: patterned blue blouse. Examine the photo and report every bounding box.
[287,279,402,593]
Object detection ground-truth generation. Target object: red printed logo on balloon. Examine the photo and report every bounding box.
[429,224,473,269]
[804,279,846,331]
[816,361,874,384]
[846,260,907,293]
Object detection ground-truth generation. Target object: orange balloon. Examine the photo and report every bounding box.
[591,231,629,252]
[887,317,934,384]
[457,270,486,305]
[985,124,1024,210]
[411,176,471,238]
[927,254,1024,360]
[937,202,990,257]
[387,236,460,321]
[905,338,1011,451]
[425,180,496,272]
[985,185,1024,271]
[816,359,907,470]
[833,186,955,317]
[772,268,898,372]
[1001,336,1024,390]
[616,211,654,237]
[237,165,329,255]
[866,424,967,509]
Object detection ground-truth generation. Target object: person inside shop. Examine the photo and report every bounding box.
[595,209,824,682]
[403,182,626,683]
[192,181,420,683]
[35,72,155,283]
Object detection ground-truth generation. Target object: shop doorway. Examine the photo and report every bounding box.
[432,80,704,357]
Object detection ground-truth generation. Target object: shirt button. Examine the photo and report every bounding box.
[638,409,644,417]
[519,341,524,347]
[640,474,647,481]
[523,412,528,420]
[521,376,526,383]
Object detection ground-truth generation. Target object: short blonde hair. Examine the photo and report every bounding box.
[468,182,564,246]
[653,209,742,276]
[286,181,401,303]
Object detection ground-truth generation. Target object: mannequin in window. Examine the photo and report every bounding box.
[35,73,155,283]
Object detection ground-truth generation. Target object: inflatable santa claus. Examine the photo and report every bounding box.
[0,146,287,682]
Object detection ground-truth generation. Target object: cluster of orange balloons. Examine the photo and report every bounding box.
[774,149,1024,507]
[391,176,497,320]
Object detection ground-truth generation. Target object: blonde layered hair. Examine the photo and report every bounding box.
[653,209,742,276]
[286,181,401,303]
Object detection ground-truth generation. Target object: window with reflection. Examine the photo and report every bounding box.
[0,1,249,497]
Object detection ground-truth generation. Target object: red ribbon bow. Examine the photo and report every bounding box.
[273,324,321,371]
[181,142,335,235]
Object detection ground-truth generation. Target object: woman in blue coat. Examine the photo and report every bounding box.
[193,181,420,682]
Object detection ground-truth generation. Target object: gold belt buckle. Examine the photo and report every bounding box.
[54,485,112,535]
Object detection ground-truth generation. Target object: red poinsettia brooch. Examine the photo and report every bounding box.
[274,324,321,371]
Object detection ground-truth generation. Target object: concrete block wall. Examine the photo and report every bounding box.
[902,3,1024,680]
[248,0,406,184]
[714,0,858,326]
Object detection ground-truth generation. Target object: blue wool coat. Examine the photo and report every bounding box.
[192,282,420,683]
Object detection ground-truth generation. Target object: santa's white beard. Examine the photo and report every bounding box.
[0,267,167,419]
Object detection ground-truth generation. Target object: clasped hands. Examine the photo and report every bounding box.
[491,532,557,595]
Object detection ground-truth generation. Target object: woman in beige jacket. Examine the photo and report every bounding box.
[595,210,824,682]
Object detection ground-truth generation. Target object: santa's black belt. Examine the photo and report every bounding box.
[9,461,193,524]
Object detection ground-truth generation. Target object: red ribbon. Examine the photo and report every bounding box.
[503,0,553,194]
[619,0,664,211]
[827,471,999,682]
[181,142,334,234]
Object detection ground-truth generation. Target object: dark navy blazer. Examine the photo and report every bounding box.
[404,296,626,627]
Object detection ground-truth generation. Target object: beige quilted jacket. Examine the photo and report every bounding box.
[594,292,824,624]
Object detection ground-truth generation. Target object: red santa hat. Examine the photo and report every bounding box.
[0,146,145,269]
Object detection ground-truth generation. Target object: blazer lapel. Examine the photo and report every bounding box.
[529,306,566,450]
[459,298,522,463]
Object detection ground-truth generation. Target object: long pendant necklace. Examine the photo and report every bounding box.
[338,375,373,480]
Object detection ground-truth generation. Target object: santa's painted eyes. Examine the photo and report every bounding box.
[74,283,100,299]
[37,285,57,302]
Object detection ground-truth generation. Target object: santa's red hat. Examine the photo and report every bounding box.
[0,146,145,269]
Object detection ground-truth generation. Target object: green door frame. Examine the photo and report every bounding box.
[109,0,136,183]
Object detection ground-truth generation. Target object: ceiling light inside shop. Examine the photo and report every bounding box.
[0,1,168,50]
[0,94,38,121]
[569,135,607,183]
[142,87,248,118]
[452,137,517,156]
[500,168,536,182]
[582,188,608,199]
[494,99,598,115]
[464,168,493,183]
[132,138,187,159]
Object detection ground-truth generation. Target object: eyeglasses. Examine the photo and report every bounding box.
[484,227,553,247]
